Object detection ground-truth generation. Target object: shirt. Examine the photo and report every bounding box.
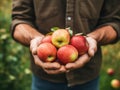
[11,0,120,86]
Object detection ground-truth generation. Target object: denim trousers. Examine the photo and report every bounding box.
[32,74,99,90]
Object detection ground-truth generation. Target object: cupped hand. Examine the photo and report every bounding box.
[65,36,97,71]
[30,37,66,74]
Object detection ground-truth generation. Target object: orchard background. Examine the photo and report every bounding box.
[0,0,120,90]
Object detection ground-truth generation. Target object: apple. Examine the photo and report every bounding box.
[107,68,115,76]
[52,29,70,48]
[70,35,89,55]
[111,79,120,89]
[41,35,52,43]
[57,45,78,65]
[37,42,57,62]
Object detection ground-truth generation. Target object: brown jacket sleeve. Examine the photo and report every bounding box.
[11,0,35,36]
[97,0,120,40]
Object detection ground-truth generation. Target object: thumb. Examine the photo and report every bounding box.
[86,36,97,57]
[30,36,44,55]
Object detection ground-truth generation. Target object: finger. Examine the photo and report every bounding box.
[33,55,66,74]
[44,69,62,74]
[32,47,37,55]
[33,54,61,70]
[86,37,97,57]
[33,55,43,67]
[65,54,91,70]
[44,66,66,74]
[59,65,66,72]
[43,62,61,70]
[30,37,44,55]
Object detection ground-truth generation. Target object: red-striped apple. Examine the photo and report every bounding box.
[41,35,52,43]
[107,68,115,76]
[57,45,78,65]
[70,35,88,55]
[37,43,57,62]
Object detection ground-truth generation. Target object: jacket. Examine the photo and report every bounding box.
[12,0,120,86]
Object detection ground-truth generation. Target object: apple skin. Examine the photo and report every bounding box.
[41,35,52,43]
[52,29,70,48]
[57,45,78,65]
[111,79,120,89]
[37,43,57,62]
[107,68,115,76]
[70,35,89,55]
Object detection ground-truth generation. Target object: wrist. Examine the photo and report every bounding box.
[87,26,117,45]
[14,24,45,46]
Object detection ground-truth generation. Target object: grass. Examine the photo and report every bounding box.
[100,41,120,90]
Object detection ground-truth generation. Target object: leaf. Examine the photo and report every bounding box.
[66,27,73,36]
[9,75,16,80]
[46,32,53,35]
[50,27,60,32]
[24,68,31,74]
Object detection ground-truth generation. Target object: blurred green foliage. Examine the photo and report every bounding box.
[0,0,120,90]
[100,43,120,90]
[0,1,31,90]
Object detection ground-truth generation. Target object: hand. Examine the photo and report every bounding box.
[65,36,97,71]
[30,37,66,74]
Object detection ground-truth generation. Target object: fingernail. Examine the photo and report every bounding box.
[32,48,37,54]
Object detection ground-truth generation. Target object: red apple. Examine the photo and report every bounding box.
[111,79,120,89]
[57,45,78,65]
[37,43,57,62]
[70,35,89,55]
[41,35,52,43]
[52,29,70,48]
[107,68,115,76]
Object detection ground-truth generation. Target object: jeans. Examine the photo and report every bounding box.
[32,74,99,90]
